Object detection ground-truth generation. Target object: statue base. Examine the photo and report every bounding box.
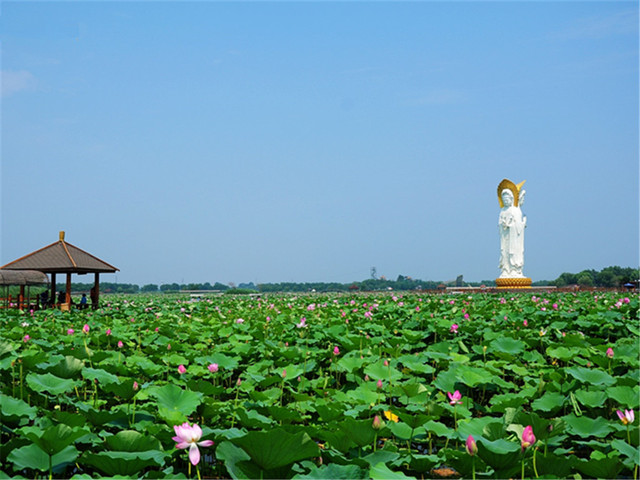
[496,277,532,289]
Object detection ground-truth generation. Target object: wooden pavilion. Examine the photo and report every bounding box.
[0,269,49,309]
[0,231,119,310]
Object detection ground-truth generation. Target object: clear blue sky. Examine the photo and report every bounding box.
[2,1,638,286]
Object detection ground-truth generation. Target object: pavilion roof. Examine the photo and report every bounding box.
[1,232,119,274]
[0,269,49,286]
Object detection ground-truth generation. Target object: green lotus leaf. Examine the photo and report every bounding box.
[7,444,78,473]
[386,421,418,440]
[455,365,495,387]
[336,417,377,448]
[369,462,416,480]
[23,424,89,456]
[565,366,615,386]
[531,392,566,412]
[0,393,38,422]
[105,430,162,452]
[81,450,167,476]
[476,438,520,473]
[575,456,622,479]
[315,402,344,422]
[149,383,203,423]
[0,340,15,357]
[489,337,525,355]
[424,420,455,438]
[101,378,137,400]
[48,356,85,378]
[237,408,275,428]
[280,363,306,381]
[607,385,640,409]
[216,440,259,480]
[336,354,366,373]
[545,346,575,362]
[562,414,614,438]
[534,451,577,477]
[25,372,79,396]
[574,389,607,408]
[432,366,460,393]
[293,462,364,479]
[125,354,164,375]
[231,428,320,471]
[345,383,379,406]
[364,361,402,382]
[82,366,119,385]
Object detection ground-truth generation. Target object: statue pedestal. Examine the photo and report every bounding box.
[496,278,532,289]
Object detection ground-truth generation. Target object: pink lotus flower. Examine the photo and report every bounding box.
[372,415,382,430]
[606,347,614,359]
[235,318,244,324]
[133,381,139,391]
[282,369,287,378]
[172,422,214,466]
[448,390,462,405]
[82,324,90,334]
[521,425,536,450]
[23,335,30,342]
[67,329,75,335]
[296,317,307,328]
[117,340,124,348]
[333,346,340,355]
[178,364,186,374]
[617,409,634,425]
[465,435,477,456]
[377,379,383,389]
[106,328,111,336]
[208,363,219,373]
[450,324,459,334]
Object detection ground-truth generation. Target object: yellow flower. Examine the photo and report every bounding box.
[383,410,399,423]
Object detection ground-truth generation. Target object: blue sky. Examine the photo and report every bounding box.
[2,1,638,286]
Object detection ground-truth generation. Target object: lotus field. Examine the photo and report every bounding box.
[1,291,638,479]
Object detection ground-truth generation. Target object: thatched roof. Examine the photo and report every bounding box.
[0,270,49,286]
[1,232,118,274]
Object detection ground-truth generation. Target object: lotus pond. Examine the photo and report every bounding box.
[1,291,638,479]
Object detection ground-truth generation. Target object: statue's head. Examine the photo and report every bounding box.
[497,178,525,207]
[501,189,514,207]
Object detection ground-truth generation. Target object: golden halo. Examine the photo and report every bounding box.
[497,178,525,207]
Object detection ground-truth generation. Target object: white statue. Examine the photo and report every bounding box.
[498,179,526,278]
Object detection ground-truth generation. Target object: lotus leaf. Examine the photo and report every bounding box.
[7,444,78,473]
[25,372,79,396]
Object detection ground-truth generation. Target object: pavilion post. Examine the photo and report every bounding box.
[50,273,56,307]
[19,285,25,310]
[93,273,100,309]
[66,273,72,305]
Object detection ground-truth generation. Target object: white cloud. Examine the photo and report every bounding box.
[1,70,37,97]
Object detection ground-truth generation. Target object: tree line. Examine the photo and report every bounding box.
[58,266,637,295]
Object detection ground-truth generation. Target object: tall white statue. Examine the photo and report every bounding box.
[496,179,531,288]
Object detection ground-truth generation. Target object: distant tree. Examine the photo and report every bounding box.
[160,283,180,292]
[141,284,159,293]
[576,273,594,287]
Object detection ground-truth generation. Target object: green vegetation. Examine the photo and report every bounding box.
[57,266,638,295]
[1,291,638,478]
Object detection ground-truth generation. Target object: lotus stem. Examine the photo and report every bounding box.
[533,446,539,478]
[19,361,23,401]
